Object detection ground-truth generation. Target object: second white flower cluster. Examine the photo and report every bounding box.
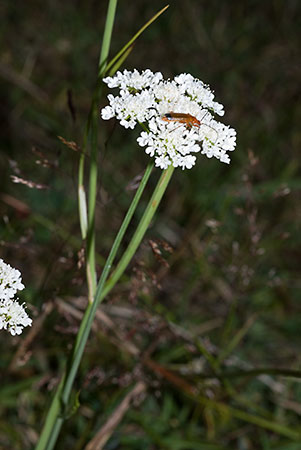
[101,69,236,170]
[0,259,32,336]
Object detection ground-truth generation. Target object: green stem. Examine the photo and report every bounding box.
[59,167,174,413]
[98,165,174,301]
[37,3,172,447]
[104,4,169,76]
[58,165,172,424]
[36,2,118,449]
[78,0,118,302]
[85,109,98,300]
[98,0,118,76]
[35,163,153,450]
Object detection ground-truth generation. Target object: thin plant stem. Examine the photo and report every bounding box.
[64,166,173,408]
[86,0,118,297]
[98,0,118,76]
[104,5,169,76]
[35,162,153,450]
[79,2,170,300]
[97,165,175,301]
[78,0,118,302]
[36,2,118,449]
[39,164,173,448]
[37,3,172,448]
[85,109,99,300]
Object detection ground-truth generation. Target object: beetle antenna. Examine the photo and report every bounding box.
[199,111,218,143]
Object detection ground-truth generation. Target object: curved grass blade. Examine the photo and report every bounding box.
[103,4,169,77]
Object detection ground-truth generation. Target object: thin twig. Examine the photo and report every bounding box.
[85,381,146,450]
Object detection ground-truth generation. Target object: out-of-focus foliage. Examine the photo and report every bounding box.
[0,0,300,449]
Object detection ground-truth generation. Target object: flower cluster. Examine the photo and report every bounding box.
[0,259,32,336]
[101,69,236,169]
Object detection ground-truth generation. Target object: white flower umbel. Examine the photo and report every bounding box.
[0,298,32,336]
[101,69,237,170]
[0,258,24,300]
[0,259,32,335]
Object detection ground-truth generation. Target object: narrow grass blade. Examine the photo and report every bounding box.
[104,4,169,76]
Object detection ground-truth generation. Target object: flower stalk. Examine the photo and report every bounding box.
[35,163,176,450]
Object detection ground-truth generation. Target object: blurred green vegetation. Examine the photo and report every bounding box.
[0,0,300,449]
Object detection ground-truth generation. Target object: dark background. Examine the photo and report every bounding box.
[0,1,300,449]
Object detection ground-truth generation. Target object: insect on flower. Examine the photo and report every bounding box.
[101,70,237,168]
[162,111,218,141]
[162,112,201,129]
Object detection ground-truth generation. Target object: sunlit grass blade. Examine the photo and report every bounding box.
[78,184,88,238]
[107,45,133,77]
[78,0,118,241]
[104,4,169,76]
[98,0,118,75]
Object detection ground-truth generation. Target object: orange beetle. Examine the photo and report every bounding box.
[162,111,218,141]
[162,112,201,130]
